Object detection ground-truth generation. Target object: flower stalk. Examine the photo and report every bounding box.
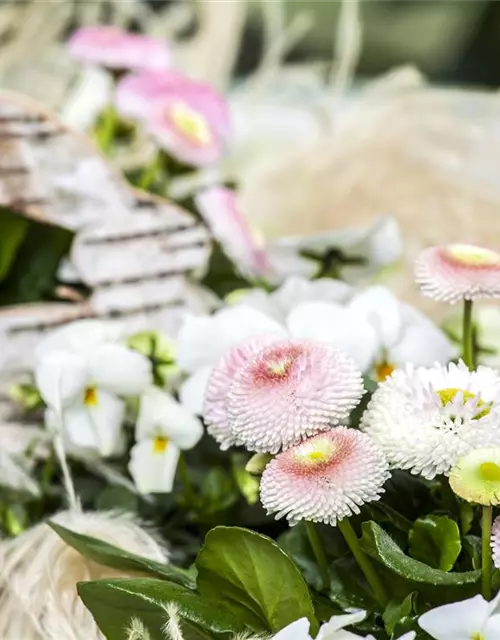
[338,517,388,608]
[305,521,330,592]
[462,299,474,370]
[482,505,493,600]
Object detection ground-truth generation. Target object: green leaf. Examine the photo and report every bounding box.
[196,526,318,634]
[0,209,28,282]
[361,521,480,588]
[408,515,461,571]
[78,578,240,640]
[383,592,416,636]
[49,522,194,589]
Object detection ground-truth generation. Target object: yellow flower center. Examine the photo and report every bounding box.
[153,436,169,454]
[446,244,500,267]
[294,438,337,466]
[436,387,491,419]
[83,386,98,406]
[169,102,212,145]
[472,632,485,640]
[267,358,293,377]
[479,462,500,483]
[375,361,396,382]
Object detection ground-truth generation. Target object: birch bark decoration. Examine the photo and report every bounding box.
[0,91,211,395]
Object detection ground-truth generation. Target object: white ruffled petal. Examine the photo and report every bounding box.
[63,391,125,457]
[287,301,378,371]
[136,386,203,449]
[176,307,285,373]
[348,286,402,348]
[88,344,153,396]
[35,319,122,359]
[272,618,311,640]
[178,367,212,416]
[418,595,489,640]
[35,351,88,412]
[129,438,181,494]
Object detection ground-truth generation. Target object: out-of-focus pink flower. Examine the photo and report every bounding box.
[260,427,389,525]
[196,187,272,279]
[115,70,186,120]
[226,338,364,453]
[67,26,171,72]
[415,244,500,304]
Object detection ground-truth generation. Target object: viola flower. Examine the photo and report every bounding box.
[415,244,500,304]
[449,447,500,506]
[35,320,152,457]
[260,427,389,525]
[227,339,363,453]
[491,516,500,569]
[418,591,500,639]
[67,26,171,72]
[129,386,203,494]
[204,335,278,450]
[196,186,272,280]
[361,361,500,479]
[147,80,230,167]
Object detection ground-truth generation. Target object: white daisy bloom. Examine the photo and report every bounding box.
[35,320,153,457]
[361,361,500,479]
[129,386,203,495]
[177,278,453,416]
[418,591,500,639]
[271,611,415,639]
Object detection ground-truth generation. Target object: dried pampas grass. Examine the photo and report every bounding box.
[0,510,168,640]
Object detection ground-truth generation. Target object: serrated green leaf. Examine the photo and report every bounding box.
[196,526,318,634]
[78,578,239,640]
[408,515,461,571]
[49,522,194,589]
[361,521,480,588]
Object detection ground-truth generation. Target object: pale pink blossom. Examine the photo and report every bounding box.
[226,338,364,453]
[196,186,272,279]
[260,427,389,525]
[115,70,187,120]
[415,244,500,304]
[67,26,171,72]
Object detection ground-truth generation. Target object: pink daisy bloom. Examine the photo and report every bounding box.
[147,81,230,167]
[204,335,279,450]
[226,339,364,453]
[115,70,188,121]
[415,244,500,304]
[260,427,389,525]
[67,26,171,72]
[196,187,272,280]
[492,516,500,569]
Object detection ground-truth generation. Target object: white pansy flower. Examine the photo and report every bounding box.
[177,277,453,414]
[418,592,500,639]
[35,320,152,457]
[129,386,203,495]
[271,612,415,639]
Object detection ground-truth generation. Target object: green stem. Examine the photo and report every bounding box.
[338,518,388,608]
[96,104,117,154]
[482,505,493,600]
[462,299,474,369]
[305,521,330,591]
[137,150,163,191]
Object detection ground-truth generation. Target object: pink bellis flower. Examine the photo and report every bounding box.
[196,186,272,280]
[67,26,171,72]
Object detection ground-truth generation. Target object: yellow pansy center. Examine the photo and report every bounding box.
[169,102,212,145]
[436,387,491,419]
[153,436,169,454]
[375,361,396,382]
[293,437,337,467]
[446,244,500,267]
[83,386,98,406]
[472,632,485,640]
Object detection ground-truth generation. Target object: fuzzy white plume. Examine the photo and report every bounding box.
[0,510,168,640]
